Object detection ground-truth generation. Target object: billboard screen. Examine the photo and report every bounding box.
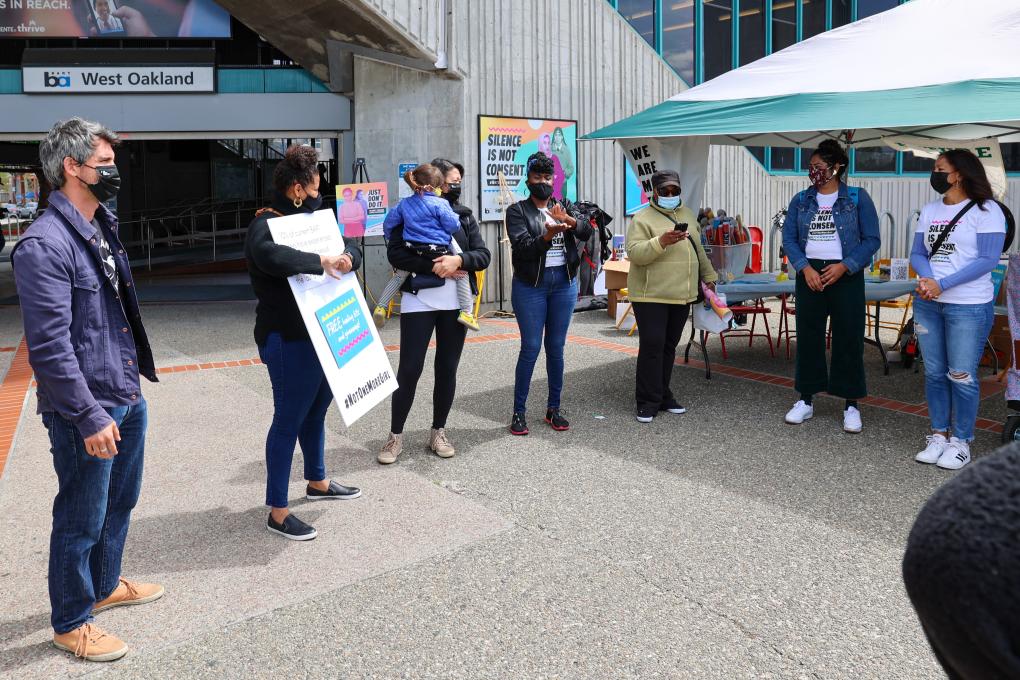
[0,0,231,39]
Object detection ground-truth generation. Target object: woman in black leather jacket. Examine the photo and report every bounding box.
[505,152,592,436]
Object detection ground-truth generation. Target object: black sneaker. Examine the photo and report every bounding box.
[267,513,317,541]
[545,408,569,431]
[510,412,529,436]
[306,480,362,501]
[636,409,656,423]
[660,400,687,415]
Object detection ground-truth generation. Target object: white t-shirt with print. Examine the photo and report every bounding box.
[541,208,566,268]
[916,198,1006,305]
[804,189,842,260]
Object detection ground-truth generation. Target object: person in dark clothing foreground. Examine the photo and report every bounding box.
[902,440,1020,679]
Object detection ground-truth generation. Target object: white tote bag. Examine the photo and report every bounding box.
[692,293,731,334]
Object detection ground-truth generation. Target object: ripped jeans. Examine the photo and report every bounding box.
[913,296,995,441]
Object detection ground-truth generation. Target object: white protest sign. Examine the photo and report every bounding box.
[267,209,397,425]
[884,135,1007,200]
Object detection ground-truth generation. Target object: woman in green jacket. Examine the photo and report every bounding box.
[625,169,718,423]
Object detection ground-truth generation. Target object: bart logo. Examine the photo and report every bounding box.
[43,71,71,88]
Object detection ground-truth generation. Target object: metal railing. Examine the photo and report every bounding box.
[119,199,261,270]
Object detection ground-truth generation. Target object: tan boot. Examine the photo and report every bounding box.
[53,623,128,662]
[377,432,402,465]
[93,578,165,614]
[429,428,456,458]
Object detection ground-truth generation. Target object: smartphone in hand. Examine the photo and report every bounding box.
[674,222,688,233]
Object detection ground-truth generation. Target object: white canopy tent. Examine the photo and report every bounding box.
[585,0,1020,211]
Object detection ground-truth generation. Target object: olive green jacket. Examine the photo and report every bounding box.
[625,202,718,304]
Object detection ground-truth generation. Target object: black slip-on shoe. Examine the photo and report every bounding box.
[510,412,529,436]
[267,513,317,541]
[636,409,656,423]
[660,400,687,415]
[544,408,569,431]
[306,480,362,501]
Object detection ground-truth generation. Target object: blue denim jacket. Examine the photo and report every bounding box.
[781,183,881,274]
[12,191,156,438]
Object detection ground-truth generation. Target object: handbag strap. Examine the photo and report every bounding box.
[927,201,976,260]
[663,214,703,272]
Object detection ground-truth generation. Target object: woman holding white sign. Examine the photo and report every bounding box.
[245,145,364,541]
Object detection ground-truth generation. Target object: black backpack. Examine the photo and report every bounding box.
[573,201,614,263]
[995,200,1015,252]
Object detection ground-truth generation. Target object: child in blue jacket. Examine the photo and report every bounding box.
[374,163,479,330]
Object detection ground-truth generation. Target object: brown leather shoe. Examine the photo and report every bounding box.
[52,623,128,662]
[93,578,165,614]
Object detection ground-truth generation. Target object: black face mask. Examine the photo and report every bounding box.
[445,183,462,204]
[302,191,324,211]
[80,163,120,203]
[528,182,553,201]
[930,171,952,195]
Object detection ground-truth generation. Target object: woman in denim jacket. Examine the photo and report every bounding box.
[781,140,881,433]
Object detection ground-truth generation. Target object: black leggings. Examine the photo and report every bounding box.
[390,309,466,434]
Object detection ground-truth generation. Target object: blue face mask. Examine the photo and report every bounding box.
[657,195,681,210]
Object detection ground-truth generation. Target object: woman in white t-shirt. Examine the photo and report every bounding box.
[910,149,1007,471]
[780,140,881,434]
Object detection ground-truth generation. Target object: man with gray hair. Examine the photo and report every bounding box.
[12,118,161,662]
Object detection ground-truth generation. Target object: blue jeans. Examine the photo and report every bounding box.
[511,266,578,413]
[913,296,995,441]
[44,399,147,634]
[258,333,333,508]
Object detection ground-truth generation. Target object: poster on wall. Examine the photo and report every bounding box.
[624,158,651,216]
[0,0,231,39]
[397,162,417,200]
[336,181,388,238]
[266,209,397,426]
[478,115,577,221]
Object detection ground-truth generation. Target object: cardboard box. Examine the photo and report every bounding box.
[601,259,631,317]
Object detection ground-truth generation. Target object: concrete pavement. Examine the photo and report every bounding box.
[0,300,994,678]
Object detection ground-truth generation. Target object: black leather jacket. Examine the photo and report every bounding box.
[506,197,593,286]
[387,202,491,295]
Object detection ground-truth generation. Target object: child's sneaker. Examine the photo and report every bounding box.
[373,304,388,329]
[457,310,480,331]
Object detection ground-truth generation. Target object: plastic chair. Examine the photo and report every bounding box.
[745,226,764,274]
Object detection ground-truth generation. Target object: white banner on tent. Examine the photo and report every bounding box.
[883,135,1007,200]
[267,210,397,426]
[620,137,711,214]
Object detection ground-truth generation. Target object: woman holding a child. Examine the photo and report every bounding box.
[377,159,491,465]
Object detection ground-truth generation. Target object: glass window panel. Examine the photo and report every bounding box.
[1001,143,1020,173]
[618,0,657,50]
[854,147,897,173]
[857,0,899,19]
[771,146,795,171]
[704,0,734,80]
[770,0,796,53]
[831,0,852,28]
[662,0,695,84]
[747,146,766,166]
[738,0,765,66]
[801,0,826,39]
[799,147,815,172]
[902,151,936,173]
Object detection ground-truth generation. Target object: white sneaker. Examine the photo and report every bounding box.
[784,400,814,424]
[936,437,971,470]
[843,406,862,433]
[915,434,948,464]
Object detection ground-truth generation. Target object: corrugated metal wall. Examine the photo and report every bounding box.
[445,0,687,303]
[705,145,1020,272]
[362,0,442,60]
